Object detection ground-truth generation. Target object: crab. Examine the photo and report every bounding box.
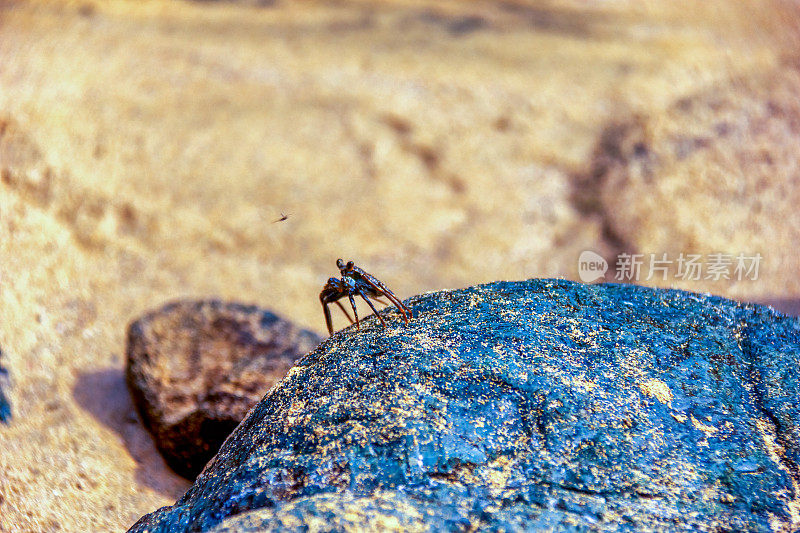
[319,259,412,335]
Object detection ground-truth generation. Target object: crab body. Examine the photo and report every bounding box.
[319,259,412,335]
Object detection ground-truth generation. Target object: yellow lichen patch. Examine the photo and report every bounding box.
[768,512,786,533]
[571,375,598,393]
[755,418,800,530]
[671,413,688,423]
[213,490,430,532]
[467,295,482,309]
[408,332,455,356]
[479,455,519,497]
[620,349,649,382]
[690,416,717,437]
[639,378,674,405]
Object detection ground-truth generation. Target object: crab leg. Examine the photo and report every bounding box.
[379,290,410,322]
[360,277,410,323]
[379,289,411,321]
[365,275,410,314]
[358,290,388,327]
[348,294,359,329]
[322,302,334,335]
[388,291,412,319]
[376,283,411,315]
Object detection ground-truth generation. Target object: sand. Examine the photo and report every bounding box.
[1,0,799,530]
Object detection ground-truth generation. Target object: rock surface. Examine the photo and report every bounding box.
[130,280,800,532]
[126,300,322,479]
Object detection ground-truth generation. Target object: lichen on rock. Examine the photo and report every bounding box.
[129,280,800,532]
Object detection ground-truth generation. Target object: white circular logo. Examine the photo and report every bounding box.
[578,251,608,283]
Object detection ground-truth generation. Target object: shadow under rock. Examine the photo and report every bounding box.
[72,368,191,497]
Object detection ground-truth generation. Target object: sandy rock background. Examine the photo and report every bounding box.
[1,0,799,530]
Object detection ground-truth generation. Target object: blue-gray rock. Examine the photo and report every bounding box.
[0,348,10,424]
[129,280,800,532]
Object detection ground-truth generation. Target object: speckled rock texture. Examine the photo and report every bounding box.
[0,349,10,424]
[129,280,800,532]
[126,300,322,479]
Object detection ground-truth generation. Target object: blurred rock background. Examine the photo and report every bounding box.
[0,0,798,530]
